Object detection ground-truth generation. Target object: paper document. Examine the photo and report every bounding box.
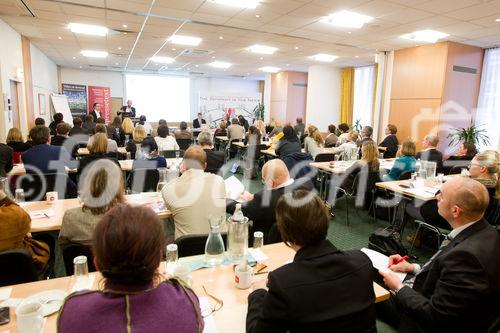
[199,297,218,333]
[225,176,245,200]
[29,209,55,220]
[361,248,407,282]
[0,287,12,301]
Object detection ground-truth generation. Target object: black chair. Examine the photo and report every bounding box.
[176,138,193,151]
[243,144,269,178]
[399,170,413,180]
[485,198,500,229]
[314,153,335,162]
[128,168,159,193]
[0,249,39,286]
[62,244,96,276]
[15,172,77,201]
[162,150,185,158]
[174,233,227,257]
[449,165,467,175]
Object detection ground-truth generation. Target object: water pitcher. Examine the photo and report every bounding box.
[227,204,249,262]
[157,168,168,192]
[204,215,225,267]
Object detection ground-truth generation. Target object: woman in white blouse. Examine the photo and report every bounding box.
[304,125,324,159]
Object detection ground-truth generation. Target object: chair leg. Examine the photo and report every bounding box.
[345,195,349,227]
[408,222,422,257]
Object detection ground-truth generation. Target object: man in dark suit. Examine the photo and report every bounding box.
[118,99,136,118]
[197,132,224,175]
[226,159,313,242]
[89,102,101,123]
[69,117,86,137]
[192,112,206,129]
[415,134,443,170]
[379,177,500,333]
[51,122,71,147]
[0,143,13,177]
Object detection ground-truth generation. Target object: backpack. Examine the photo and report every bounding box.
[368,226,408,256]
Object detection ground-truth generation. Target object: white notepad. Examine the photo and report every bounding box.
[225,176,245,200]
[361,248,407,282]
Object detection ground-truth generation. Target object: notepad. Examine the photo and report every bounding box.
[29,209,55,220]
[199,297,218,333]
[361,248,407,282]
[225,176,245,200]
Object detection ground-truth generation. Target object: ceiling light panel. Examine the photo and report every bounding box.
[81,50,108,58]
[69,23,108,36]
[209,61,232,69]
[259,66,280,73]
[400,29,449,43]
[247,44,278,55]
[208,0,259,8]
[320,10,374,29]
[168,35,202,46]
[150,56,175,64]
[309,53,338,62]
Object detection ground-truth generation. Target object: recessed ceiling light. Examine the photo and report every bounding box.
[496,18,500,22]
[286,64,290,67]
[320,10,373,29]
[195,65,199,67]
[118,47,122,50]
[212,56,216,59]
[80,50,108,58]
[294,46,299,50]
[247,44,278,55]
[309,53,338,62]
[355,55,359,58]
[72,56,76,59]
[69,23,108,36]
[79,66,82,68]
[122,24,127,28]
[219,36,224,40]
[400,29,449,43]
[172,48,176,51]
[150,56,175,64]
[124,32,127,35]
[168,34,202,46]
[259,66,280,73]
[209,61,232,69]
[208,0,259,8]
[58,36,62,40]
[260,57,264,60]
[255,14,261,18]
[115,62,119,65]
[347,31,352,34]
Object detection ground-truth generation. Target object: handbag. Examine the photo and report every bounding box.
[368,226,407,256]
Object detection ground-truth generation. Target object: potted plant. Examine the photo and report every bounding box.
[446,122,491,147]
[352,119,362,133]
[253,103,265,120]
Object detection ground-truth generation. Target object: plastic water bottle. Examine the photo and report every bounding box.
[227,204,249,261]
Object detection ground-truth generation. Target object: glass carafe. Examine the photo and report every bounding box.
[156,168,168,192]
[227,204,249,262]
[204,215,225,267]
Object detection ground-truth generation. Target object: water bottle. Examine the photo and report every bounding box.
[204,215,225,267]
[227,204,249,262]
[165,244,178,275]
[156,168,168,192]
[73,256,88,277]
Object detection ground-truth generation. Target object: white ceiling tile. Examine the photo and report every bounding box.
[151,6,192,19]
[310,0,372,11]
[154,0,204,12]
[445,3,500,21]
[379,7,434,24]
[30,0,62,12]
[61,0,105,6]
[269,15,317,29]
[106,0,151,13]
[469,14,500,27]
[223,18,265,30]
[60,4,105,18]
[440,21,484,35]
[417,0,482,14]
[408,15,460,29]
[352,0,406,17]
[257,0,307,15]
[257,24,293,34]
[191,12,229,24]
[196,2,245,17]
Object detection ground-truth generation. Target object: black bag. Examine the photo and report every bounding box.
[368,226,407,256]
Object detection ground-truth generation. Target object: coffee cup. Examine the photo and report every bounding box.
[16,301,44,333]
[46,191,58,204]
[234,264,253,289]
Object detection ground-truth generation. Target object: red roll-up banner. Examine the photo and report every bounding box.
[88,86,111,124]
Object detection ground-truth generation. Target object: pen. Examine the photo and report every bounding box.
[44,213,50,218]
[390,255,409,267]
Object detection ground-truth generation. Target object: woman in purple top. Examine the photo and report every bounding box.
[57,204,203,333]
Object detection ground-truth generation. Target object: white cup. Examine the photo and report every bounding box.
[46,191,58,204]
[16,301,44,333]
[173,263,192,285]
[234,264,253,289]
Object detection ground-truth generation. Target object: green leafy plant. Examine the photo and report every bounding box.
[352,119,362,133]
[446,123,491,147]
[253,103,265,120]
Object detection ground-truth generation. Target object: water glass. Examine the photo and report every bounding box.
[253,231,264,249]
[15,189,25,203]
[166,244,178,274]
[73,256,88,276]
[175,150,180,159]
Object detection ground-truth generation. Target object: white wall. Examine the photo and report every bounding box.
[306,66,341,131]
[31,44,58,124]
[263,74,271,124]
[60,68,124,97]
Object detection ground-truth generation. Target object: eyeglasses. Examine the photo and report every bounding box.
[201,285,223,318]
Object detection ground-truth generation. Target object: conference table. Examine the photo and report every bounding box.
[21,192,171,233]
[1,242,390,333]
[77,147,127,155]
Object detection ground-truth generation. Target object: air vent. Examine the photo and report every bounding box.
[230,75,245,79]
[189,71,205,76]
[181,49,214,57]
[453,65,477,74]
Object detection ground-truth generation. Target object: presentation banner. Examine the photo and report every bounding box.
[88,85,111,123]
[199,93,261,127]
[61,83,87,118]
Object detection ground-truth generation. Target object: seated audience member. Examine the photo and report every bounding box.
[197,132,224,174]
[121,117,135,141]
[0,142,13,178]
[341,140,380,193]
[213,120,227,139]
[379,124,399,158]
[60,162,124,249]
[22,125,72,173]
[132,138,166,169]
[57,204,203,333]
[360,126,374,144]
[275,125,301,158]
[244,126,262,146]
[247,189,376,332]
[378,177,500,333]
[82,115,95,135]
[253,119,266,138]
[7,127,31,153]
[337,123,350,144]
[138,115,153,136]
[109,116,125,146]
[448,142,477,161]
[0,185,50,273]
[161,147,225,239]
[383,140,417,181]
[88,124,118,153]
[238,115,249,132]
[155,125,179,152]
[48,112,64,136]
[304,125,324,159]
[174,121,193,140]
[152,119,167,137]
[126,125,148,159]
[227,159,313,241]
[416,134,443,170]
[69,117,87,137]
[265,118,276,134]
[268,120,283,138]
[227,118,245,141]
[78,133,120,178]
[331,130,359,159]
[51,122,71,146]
[324,124,338,148]
[35,117,45,126]
[294,117,305,136]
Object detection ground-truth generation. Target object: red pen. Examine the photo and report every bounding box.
[390,255,409,267]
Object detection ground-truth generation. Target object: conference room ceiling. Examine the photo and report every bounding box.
[2,0,500,78]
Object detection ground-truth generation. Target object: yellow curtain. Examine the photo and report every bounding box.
[340,68,354,124]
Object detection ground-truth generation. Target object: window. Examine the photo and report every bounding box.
[352,66,375,127]
[125,74,190,122]
[476,47,500,151]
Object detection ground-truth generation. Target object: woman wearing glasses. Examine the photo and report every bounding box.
[246,190,376,332]
[58,204,203,333]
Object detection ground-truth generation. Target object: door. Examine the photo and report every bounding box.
[9,80,21,129]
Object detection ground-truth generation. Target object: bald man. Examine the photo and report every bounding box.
[161,146,225,239]
[226,159,313,242]
[415,134,443,170]
[378,177,500,333]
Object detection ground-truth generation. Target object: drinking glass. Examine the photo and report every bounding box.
[15,189,25,203]
[73,256,88,277]
[253,231,264,249]
[165,244,178,274]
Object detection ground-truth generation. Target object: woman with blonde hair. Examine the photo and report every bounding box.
[304,125,324,159]
[253,119,266,137]
[78,133,120,180]
[126,125,158,159]
[341,140,380,194]
[122,117,134,138]
[469,150,499,199]
[6,127,31,163]
[332,130,359,160]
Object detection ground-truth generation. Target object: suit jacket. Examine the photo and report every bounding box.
[379,134,399,158]
[0,143,13,177]
[22,144,72,174]
[395,219,500,333]
[415,148,443,170]
[246,240,376,333]
[89,110,100,123]
[119,106,136,118]
[192,118,206,129]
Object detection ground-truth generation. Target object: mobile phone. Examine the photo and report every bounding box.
[0,307,10,325]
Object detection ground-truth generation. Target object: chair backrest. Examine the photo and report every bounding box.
[281,152,315,180]
[0,249,39,286]
[174,233,227,257]
[314,153,335,162]
[399,170,412,180]
[129,168,159,193]
[485,198,500,227]
[16,173,75,201]
[245,144,269,161]
[62,244,96,276]
[162,150,185,158]
[176,138,193,151]
[352,171,382,209]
